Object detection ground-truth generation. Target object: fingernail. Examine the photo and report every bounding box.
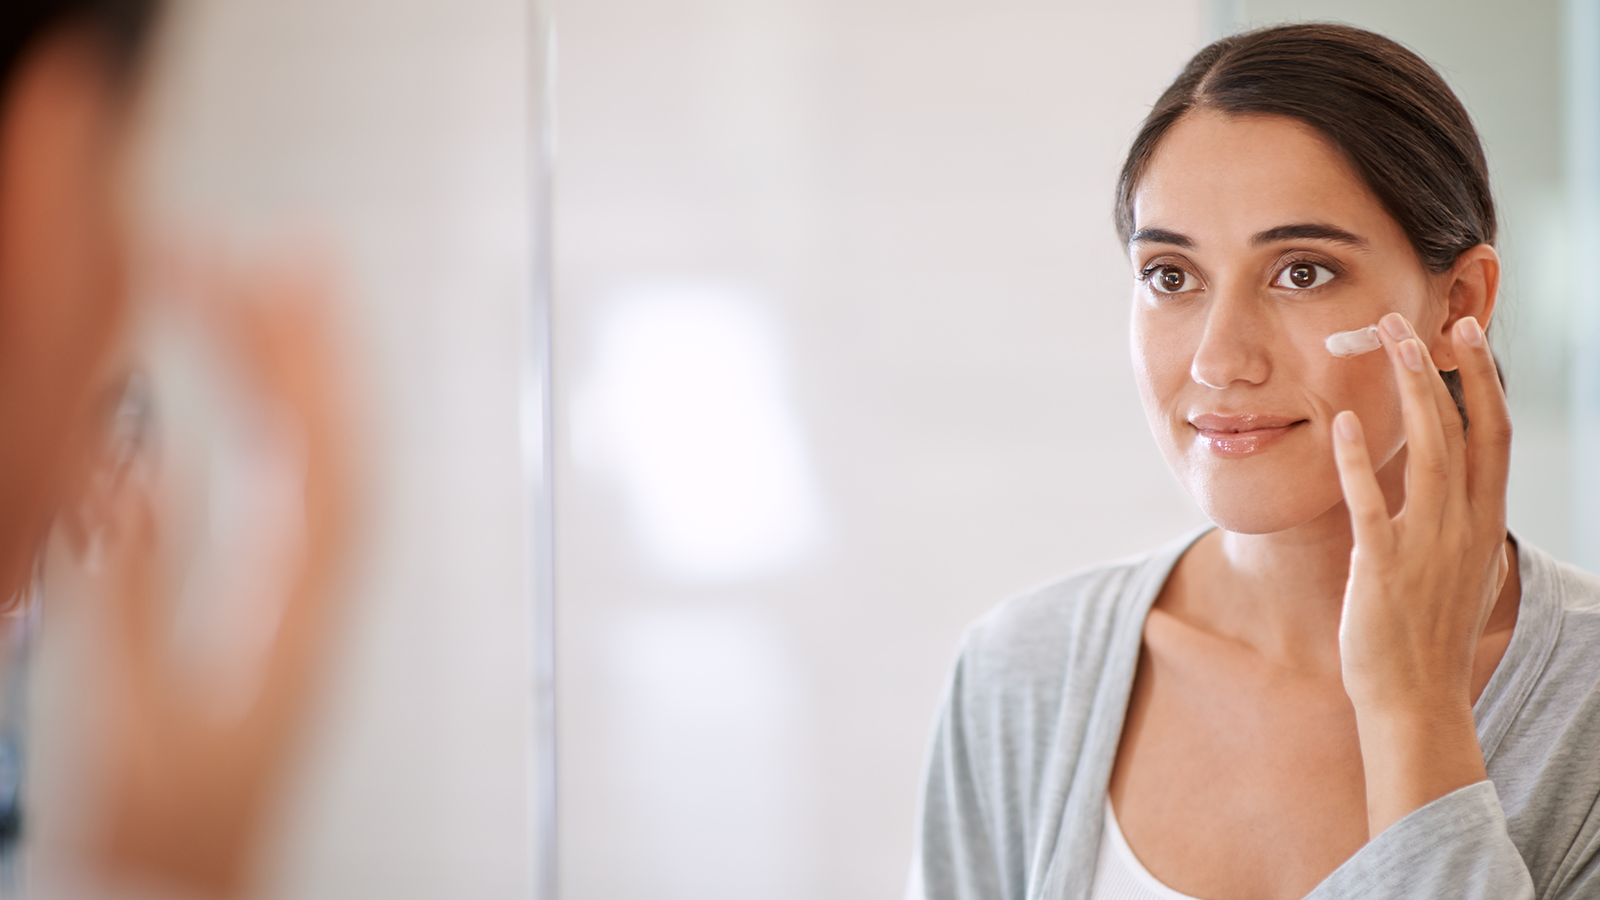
[1335,411,1360,442]
[1382,314,1411,341]
[1457,316,1485,347]
[1399,339,1425,372]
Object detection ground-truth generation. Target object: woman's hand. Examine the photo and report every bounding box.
[1329,311,1512,839]
[72,253,355,898]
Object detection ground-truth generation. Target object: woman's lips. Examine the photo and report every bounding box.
[1188,414,1306,457]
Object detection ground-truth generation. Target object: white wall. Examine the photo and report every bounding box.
[562,3,1587,898]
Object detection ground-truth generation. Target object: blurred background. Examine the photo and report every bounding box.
[25,0,549,897]
[553,1,1594,899]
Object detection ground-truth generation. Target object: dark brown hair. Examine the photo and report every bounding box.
[1,0,161,91]
[1115,22,1496,273]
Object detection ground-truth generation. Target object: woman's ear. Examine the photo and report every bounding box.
[1430,243,1500,371]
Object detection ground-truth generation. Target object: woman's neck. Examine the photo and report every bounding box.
[1166,447,1411,676]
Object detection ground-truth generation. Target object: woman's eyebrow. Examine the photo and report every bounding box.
[1251,223,1369,248]
[1128,228,1194,248]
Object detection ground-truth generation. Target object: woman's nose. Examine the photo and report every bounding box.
[1189,287,1271,390]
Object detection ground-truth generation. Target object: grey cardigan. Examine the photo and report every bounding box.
[912,529,1600,900]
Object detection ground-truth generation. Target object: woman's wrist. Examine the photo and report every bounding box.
[1352,701,1487,838]
[1343,666,1475,719]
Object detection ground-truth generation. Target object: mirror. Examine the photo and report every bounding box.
[553,0,1586,897]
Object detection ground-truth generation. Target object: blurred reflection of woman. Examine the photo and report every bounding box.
[1,1,351,897]
[913,23,1600,900]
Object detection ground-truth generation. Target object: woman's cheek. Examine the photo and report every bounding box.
[1130,302,1196,389]
[1129,303,1202,468]
[1323,349,1406,461]
[1361,379,1409,466]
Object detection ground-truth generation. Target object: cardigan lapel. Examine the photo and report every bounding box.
[1033,528,1209,900]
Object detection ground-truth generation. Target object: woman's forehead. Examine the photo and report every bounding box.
[1131,110,1396,251]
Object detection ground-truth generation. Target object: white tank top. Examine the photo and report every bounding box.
[1089,799,1207,900]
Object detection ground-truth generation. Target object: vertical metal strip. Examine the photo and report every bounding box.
[1567,0,1600,572]
[525,1,559,896]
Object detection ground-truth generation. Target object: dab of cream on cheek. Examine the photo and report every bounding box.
[1325,325,1382,358]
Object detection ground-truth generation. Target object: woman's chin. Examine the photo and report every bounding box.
[1186,476,1345,536]
[1203,508,1316,535]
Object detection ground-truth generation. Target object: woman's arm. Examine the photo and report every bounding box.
[1306,781,1533,899]
[74,256,354,899]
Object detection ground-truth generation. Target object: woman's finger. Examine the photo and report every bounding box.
[1451,316,1512,512]
[1331,410,1395,554]
[1424,342,1468,475]
[1378,313,1452,518]
[1418,329,1471,518]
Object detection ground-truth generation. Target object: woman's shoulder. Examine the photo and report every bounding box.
[1504,542,1600,702]
[1471,541,1600,725]
[1484,542,1600,894]
[1516,541,1600,652]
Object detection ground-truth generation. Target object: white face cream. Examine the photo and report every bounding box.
[1325,325,1382,358]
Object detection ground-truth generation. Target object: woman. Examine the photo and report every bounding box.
[914,23,1600,900]
[0,1,352,897]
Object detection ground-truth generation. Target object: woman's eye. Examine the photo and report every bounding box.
[1148,265,1194,294]
[1274,261,1336,290]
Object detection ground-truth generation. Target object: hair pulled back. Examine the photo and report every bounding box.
[1114,22,1495,274]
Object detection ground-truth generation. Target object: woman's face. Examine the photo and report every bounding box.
[0,29,132,598]
[1129,110,1453,535]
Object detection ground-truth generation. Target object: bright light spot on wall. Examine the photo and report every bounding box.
[574,283,823,582]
